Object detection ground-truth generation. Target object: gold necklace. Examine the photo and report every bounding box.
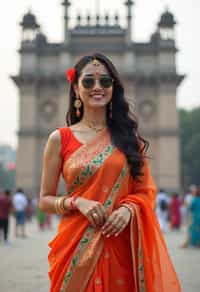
[81,120,106,132]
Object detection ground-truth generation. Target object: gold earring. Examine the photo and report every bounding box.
[74,97,82,117]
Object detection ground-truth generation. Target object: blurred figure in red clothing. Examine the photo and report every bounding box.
[169,193,182,230]
[0,189,13,244]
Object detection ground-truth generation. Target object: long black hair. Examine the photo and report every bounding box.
[66,52,149,179]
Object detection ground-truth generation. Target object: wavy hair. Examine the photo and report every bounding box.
[66,52,149,179]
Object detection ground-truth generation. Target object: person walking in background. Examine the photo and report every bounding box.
[0,189,13,244]
[169,193,181,230]
[13,188,28,238]
[37,208,47,231]
[25,198,34,222]
[181,184,198,247]
[188,187,200,247]
[156,189,169,232]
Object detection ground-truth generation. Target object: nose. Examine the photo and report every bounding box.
[93,79,102,90]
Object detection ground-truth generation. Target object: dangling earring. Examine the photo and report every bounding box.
[74,97,82,117]
[109,102,112,119]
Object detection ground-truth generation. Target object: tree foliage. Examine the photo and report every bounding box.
[0,163,16,191]
[179,107,200,186]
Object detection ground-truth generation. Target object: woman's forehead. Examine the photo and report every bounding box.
[81,62,109,76]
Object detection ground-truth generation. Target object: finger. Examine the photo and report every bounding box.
[93,208,104,227]
[90,211,100,227]
[86,210,97,227]
[102,216,120,237]
[88,215,96,227]
[114,222,127,237]
[96,206,107,226]
[107,222,126,237]
[103,212,128,237]
[101,213,116,231]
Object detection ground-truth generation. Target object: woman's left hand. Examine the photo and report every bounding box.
[101,206,132,238]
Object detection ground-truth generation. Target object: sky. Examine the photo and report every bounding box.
[0,0,199,149]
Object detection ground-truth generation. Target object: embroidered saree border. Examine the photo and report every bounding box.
[60,164,128,292]
[68,144,115,195]
[64,129,116,195]
[129,204,146,292]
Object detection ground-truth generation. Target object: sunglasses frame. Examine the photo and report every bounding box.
[81,75,114,89]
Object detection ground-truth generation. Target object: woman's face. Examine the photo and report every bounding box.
[74,62,113,109]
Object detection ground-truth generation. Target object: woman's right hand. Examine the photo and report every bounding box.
[75,197,108,228]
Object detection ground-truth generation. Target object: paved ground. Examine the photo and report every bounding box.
[0,217,199,292]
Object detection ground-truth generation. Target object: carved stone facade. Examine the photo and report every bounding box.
[12,1,184,195]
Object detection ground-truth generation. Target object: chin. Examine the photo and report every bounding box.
[88,101,108,108]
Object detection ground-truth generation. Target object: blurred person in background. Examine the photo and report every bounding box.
[25,197,34,222]
[169,193,181,230]
[13,188,28,238]
[37,208,47,231]
[156,189,170,232]
[181,184,198,247]
[188,187,200,247]
[0,189,13,244]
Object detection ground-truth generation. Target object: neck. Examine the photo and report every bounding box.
[82,107,107,125]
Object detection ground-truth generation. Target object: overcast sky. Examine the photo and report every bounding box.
[0,0,199,148]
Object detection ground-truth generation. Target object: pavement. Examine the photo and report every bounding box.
[0,217,199,292]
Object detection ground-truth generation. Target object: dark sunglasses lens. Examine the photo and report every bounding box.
[82,78,95,89]
[100,77,113,88]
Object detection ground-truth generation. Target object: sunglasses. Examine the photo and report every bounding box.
[81,76,113,89]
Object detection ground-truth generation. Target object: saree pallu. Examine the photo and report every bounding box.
[48,129,181,292]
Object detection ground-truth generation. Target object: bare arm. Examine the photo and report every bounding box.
[39,129,108,225]
[39,130,63,213]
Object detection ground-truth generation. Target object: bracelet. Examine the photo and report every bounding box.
[54,196,68,215]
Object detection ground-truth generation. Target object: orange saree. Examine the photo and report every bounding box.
[48,128,181,292]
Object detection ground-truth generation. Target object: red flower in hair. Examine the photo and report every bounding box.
[66,68,76,83]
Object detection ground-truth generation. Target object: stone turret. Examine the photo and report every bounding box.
[124,0,134,45]
[62,0,71,44]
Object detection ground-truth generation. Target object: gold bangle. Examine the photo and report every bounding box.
[55,196,69,215]
[55,197,63,214]
[60,196,68,213]
[59,197,66,214]
[54,197,59,214]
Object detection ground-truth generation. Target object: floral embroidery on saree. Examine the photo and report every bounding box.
[67,144,115,195]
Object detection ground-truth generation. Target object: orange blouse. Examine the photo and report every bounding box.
[58,127,82,162]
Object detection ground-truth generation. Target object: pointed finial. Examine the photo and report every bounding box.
[115,13,119,26]
[124,0,134,6]
[96,14,100,26]
[105,13,109,26]
[87,14,91,26]
[62,0,71,7]
[77,13,82,26]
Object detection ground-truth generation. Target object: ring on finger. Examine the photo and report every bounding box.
[92,212,98,219]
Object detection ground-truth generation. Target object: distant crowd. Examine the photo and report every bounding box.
[0,188,52,245]
[0,185,200,248]
[156,185,200,247]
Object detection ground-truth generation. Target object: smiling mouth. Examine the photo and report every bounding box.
[90,94,104,99]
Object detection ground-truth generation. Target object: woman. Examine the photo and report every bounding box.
[39,53,181,291]
[169,193,181,230]
[189,189,200,247]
